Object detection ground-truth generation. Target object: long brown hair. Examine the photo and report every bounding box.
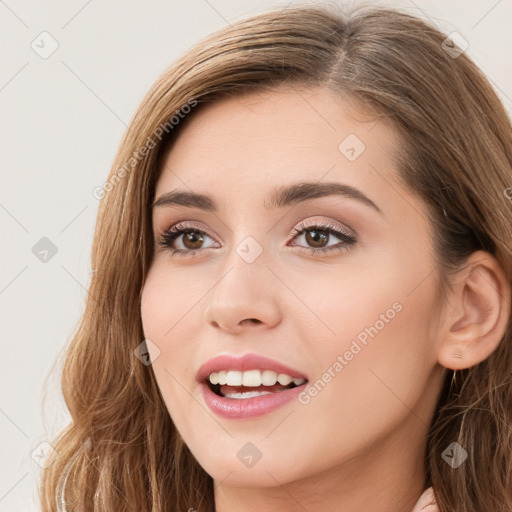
[39,4,512,511]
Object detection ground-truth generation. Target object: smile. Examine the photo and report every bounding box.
[197,354,309,418]
[207,369,307,399]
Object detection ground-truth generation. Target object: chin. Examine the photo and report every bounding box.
[196,452,307,488]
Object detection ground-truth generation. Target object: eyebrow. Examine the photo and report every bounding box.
[151,181,382,214]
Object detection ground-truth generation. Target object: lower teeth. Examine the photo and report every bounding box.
[210,382,299,399]
[223,390,274,399]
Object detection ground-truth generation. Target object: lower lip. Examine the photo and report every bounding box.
[200,382,306,419]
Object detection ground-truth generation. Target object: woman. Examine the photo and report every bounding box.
[39,4,512,511]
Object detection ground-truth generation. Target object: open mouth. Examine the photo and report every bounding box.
[197,357,309,409]
[206,379,307,399]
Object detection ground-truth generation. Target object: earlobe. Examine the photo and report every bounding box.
[437,251,511,371]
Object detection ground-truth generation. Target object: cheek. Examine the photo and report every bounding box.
[140,262,208,342]
[282,258,405,352]
[282,306,437,483]
[298,266,439,430]
[140,269,193,399]
[295,248,438,386]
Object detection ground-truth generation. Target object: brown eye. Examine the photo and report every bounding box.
[303,228,330,248]
[158,220,356,258]
[181,230,205,250]
[289,221,356,255]
[158,223,218,257]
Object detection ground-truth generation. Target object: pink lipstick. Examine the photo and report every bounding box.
[197,353,308,419]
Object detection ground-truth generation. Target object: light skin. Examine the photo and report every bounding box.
[140,86,510,512]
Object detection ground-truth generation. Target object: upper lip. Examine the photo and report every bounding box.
[196,353,308,382]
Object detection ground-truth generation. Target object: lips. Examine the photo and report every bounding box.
[196,353,309,418]
[196,353,308,383]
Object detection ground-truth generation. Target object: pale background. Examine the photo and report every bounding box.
[1,0,511,509]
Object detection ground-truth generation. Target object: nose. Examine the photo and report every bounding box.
[203,252,282,334]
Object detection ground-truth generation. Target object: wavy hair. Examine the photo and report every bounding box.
[39,3,512,511]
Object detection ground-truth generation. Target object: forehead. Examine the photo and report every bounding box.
[155,86,403,209]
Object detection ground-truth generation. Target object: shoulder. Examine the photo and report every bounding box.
[411,487,439,512]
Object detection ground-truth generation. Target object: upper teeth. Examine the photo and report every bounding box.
[208,370,306,387]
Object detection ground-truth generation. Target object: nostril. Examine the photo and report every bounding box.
[239,318,261,326]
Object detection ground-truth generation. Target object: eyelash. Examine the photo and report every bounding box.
[157,220,356,258]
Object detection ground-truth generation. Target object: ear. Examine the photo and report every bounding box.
[437,250,511,371]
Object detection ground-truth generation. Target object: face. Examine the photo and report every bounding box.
[140,86,446,491]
